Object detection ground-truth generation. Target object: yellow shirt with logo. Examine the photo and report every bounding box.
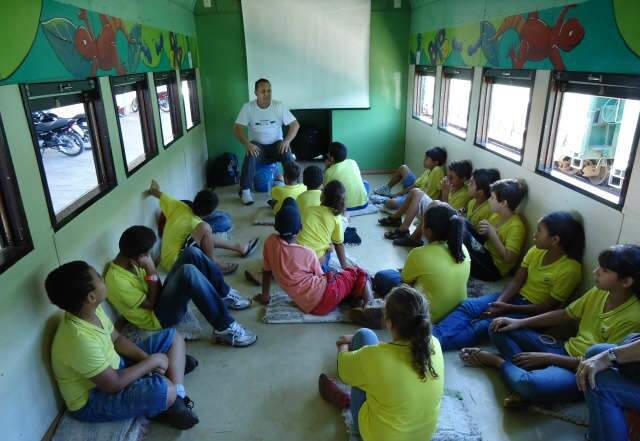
[324,159,368,209]
[519,247,582,305]
[271,183,307,213]
[414,166,444,200]
[51,306,121,411]
[466,199,492,229]
[338,337,444,441]
[448,185,472,211]
[485,213,526,277]
[297,205,343,257]
[160,193,202,272]
[565,288,640,357]
[297,189,322,222]
[105,262,162,331]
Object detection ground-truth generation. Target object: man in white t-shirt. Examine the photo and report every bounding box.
[233,79,300,205]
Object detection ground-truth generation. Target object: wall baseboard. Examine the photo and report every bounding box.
[362,168,394,175]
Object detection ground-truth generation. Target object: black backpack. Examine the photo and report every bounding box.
[206,152,239,188]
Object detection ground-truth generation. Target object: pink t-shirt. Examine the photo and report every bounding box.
[263,234,327,313]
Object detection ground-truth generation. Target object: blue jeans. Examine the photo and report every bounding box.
[349,328,379,435]
[489,327,581,402]
[584,343,640,441]
[432,293,531,351]
[240,141,294,190]
[155,247,234,331]
[71,329,176,422]
[372,269,401,297]
[201,210,233,233]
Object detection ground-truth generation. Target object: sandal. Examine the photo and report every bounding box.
[377,216,401,227]
[384,229,409,240]
[219,262,239,275]
[393,236,424,248]
[242,237,260,257]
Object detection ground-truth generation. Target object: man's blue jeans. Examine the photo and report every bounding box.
[240,141,294,190]
[489,327,581,402]
[154,247,234,331]
[349,328,379,435]
[584,343,640,441]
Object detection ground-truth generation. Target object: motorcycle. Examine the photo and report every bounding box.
[32,112,84,157]
[157,91,170,113]
[72,113,92,149]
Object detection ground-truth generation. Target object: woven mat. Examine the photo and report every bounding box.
[466,277,508,298]
[52,414,149,441]
[346,204,379,217]
[253,207,275,226]
[263,289,353,324]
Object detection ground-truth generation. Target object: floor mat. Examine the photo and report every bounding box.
[263,289,352,324]
[253,207,275,226]
[346,204,379,217]
[466,277,508,298]
[120,304,204,343]
[52,413,149,441]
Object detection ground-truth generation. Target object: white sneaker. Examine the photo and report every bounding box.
[241,189,254,205]
[213,321,257,347]
[222,288,252,310]
[374,184,391,196]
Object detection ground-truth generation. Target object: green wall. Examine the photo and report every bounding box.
[195,0,410,170]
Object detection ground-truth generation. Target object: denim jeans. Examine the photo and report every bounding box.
[70,329,176,422]
[489,327,582,402]
[432,292,531,351]
[349,328,379,435]
[584,343,640,441]
[154,247,234,331]
[240,141,294,190]
[372,269,402,297]
[201,210,233,233]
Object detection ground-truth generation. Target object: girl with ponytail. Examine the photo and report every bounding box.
[372,201,471,323]
[319,285,444,441]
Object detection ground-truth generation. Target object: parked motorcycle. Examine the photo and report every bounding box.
[158,91,170,113]
[72,113,92,149]
[32,112,84,157]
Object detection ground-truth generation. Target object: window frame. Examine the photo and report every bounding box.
[153,71,183,148]
[110,74,158,177]
[20,79,117,230]
[412,66,436,126]
[0,115,33,274]
[180,69,201,131]
[438,67,473,140]
[474,68,535,165]
[537,71,640,210]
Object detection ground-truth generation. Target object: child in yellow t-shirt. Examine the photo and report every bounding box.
[318,285,444,441]
[464,168,501,229]
[270,161,307,213]
[461,244,640,404]
[297,165,323,222]
[323,142,368,210]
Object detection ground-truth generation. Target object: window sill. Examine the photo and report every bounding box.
[536,168,622,209]
[475,140,523,164]
[438,125,467,141]
[412,115,433,126]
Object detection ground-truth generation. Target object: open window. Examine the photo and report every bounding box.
[438,67,473,139]
[21,79,117,230]
[0,115,32,273]
[111,74,158,175]
[181,69,201,130]
[413,66,436,125]
[475,69,535,163]
[154,71,183,147]
[538,71,640,209]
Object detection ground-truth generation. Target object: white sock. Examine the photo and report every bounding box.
[176,383,186,398]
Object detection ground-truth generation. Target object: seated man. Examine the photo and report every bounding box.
[105,226,257,347]
[47,261,198,429]
[323,142,368,211]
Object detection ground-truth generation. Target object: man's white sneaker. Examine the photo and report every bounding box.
[213,322,257,347]
[241,189,254,205]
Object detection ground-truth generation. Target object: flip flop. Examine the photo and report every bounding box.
[220,262,239,275]
[242,237,260,258]
[378,216,401,227]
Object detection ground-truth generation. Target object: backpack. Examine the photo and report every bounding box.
[206,153,239,188]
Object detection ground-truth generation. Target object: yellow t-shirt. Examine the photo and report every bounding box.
[160,193,202,272]
[565,288,640,357]
[519,247,582,305]
[105,262,162,331]
[415,166,444,200]
[485,213,526,277]
[448,185,472,211]
[51,306,121,411]
[324,159,367,209]
[297,205,343,257]
[466,199,492,228]
[297,189,322,222]
[338,337,444,441]
[402,242,471,323]
[271,183,307,213]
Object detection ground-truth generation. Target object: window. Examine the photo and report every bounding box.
[111,74,158,175]
[438,67,473,139]
[413,66,436,124]
[181,69,201,130]
[475,69,535,163]
[0,115,32,273]
[21,79,117,229]
[538,71,640,208]
[154,71,183,147]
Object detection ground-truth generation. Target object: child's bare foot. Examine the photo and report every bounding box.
[318,374,350,409]
[459,348,504,368]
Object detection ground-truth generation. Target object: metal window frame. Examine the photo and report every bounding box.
[153,71,183,148]
[412,66,436,125]
[438,67,473,140]
[180,69,201,130]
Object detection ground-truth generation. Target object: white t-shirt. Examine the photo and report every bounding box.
[235,100,296,145]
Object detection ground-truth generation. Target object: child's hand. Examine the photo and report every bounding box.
[253,293,270,305]
[490,317,521,333]
[477,220,496,237]
[441,176,450,193]
[483,301,512,317]
[336,335,354,347]
[149,353,169,374]
[146,179,161,197]
[513,352,552,370]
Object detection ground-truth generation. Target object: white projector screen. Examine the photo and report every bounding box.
[241,0,371,110]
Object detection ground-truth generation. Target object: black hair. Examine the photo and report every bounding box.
[254,78,270,91]
[490,178,527,211]
[425,146,447,166]
[192,189,219,217]
[303,165,323,189]
[385,285,438,380]
[471,168,501,198]
[283,161,302,183]
[119,225,156,258]
[424,202,466,263]
[322,180,346,215]
[45,261,95,314]
[328,142,347,163]
[540,211,585,262]
[598,244,640,296]
[448,160,473,180]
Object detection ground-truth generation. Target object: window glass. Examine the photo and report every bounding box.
[115,90,145,167]
[413,69,435,124]
[154,71,183,148]
[439,68,473,139]
[182,80,194,129]
[156,84,173,145]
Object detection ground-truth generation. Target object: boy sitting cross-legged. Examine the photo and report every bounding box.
[105,226,257,347]
[270,161,307,213]
[297,165,323,222]
[323,142,368,211]
[47,261,198,429]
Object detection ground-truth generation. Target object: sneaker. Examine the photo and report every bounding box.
[369,194,389,205]
[152,396,199,430]
[213,321,258,347]
[240,188,254,205]
[222,288,252,310]
[374,184,391,196]
[184,354,198,375]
